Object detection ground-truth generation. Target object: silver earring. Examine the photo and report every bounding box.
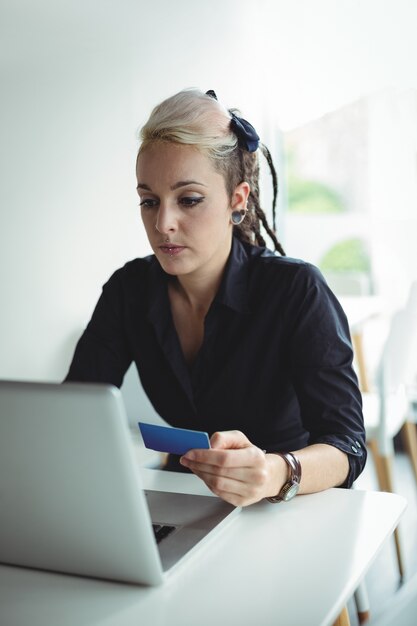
[231,210,246,226]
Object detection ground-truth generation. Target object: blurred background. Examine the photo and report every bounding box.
[1,0,416,383]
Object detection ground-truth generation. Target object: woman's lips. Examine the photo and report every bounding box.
[159,244,186,256]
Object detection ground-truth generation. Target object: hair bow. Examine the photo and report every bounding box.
[205,89,260,153]
[229,112,259,153]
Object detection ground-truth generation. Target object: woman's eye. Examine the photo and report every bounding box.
[179,197,204,207]
[139,198,158,209]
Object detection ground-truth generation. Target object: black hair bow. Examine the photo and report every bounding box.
[205,89,260,153]
[229,112,259,153]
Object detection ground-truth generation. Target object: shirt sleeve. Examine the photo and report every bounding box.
[64,270,132,388]
[288,264,366,487]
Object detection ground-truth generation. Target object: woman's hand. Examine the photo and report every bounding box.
[179,430,286,507]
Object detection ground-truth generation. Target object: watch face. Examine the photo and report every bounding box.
[282,482,300,502]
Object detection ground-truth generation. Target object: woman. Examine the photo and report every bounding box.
[66,88,366,506]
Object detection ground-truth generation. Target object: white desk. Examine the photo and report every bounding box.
[0,468,406,626]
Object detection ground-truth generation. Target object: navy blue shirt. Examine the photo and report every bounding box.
[65,237,366,487]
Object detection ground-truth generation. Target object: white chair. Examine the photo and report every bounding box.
[120,362,163,428]
[362,303,417,579]
[396,280,417,486]
[367,572,417,626]
[120,363,166,468]
[403,280,417,482]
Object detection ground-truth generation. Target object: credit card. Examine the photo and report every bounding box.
[138,422,210,456]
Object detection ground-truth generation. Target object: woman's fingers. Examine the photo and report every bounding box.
[180,437,270,506]
[209,430,252,450]
[181,438,265,469]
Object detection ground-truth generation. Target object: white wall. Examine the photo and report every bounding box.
[1,2,139,380]
[0,0,266,382]
[1,0,417,382]
[368,89,417,305]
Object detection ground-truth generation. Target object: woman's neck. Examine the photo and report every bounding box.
[169,269,221,316]
[170,245,231,316]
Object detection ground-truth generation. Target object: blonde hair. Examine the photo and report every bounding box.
[140,89,236,155]
[138,89,285,254]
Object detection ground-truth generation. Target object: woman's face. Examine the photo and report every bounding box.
[136,142,248,281]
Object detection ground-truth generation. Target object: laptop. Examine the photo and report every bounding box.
[0,380,239,585]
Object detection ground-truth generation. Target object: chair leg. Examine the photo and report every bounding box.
[368,439,405,579]
[401,420,417,485]
[332,605,351,626]
[352,331,370,392]
[354,581,370,623]
[368,439,389,491]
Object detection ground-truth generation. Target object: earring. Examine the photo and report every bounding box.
[231,210,246,226]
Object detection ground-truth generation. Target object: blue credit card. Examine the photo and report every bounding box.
[138,422,210,456]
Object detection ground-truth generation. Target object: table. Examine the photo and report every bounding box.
[0,468,406,626]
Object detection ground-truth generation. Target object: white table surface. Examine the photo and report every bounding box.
[0,467,406,626]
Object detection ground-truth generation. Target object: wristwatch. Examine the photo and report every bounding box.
[266,452,302,503]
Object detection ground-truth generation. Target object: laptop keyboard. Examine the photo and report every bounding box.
[152,523,176,544]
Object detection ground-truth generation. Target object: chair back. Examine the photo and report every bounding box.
[120,362,162,428]
[377,309,413,393]
[404,280,417,386]
[377,280,417,393]
[375,309,411,450]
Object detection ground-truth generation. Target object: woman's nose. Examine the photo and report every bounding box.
[155,204,178,234]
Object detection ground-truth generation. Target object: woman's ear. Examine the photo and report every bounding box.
[231,181,251,210]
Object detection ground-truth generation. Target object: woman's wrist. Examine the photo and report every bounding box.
[264,452,288,499]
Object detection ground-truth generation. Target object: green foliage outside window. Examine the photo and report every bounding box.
[287,177,346,214]
[285,147,346,214]
[320,238,371,273]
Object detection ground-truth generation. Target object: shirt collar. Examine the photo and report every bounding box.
[147,258,170,324]
[214,236,250,314]
[147,236,251,317]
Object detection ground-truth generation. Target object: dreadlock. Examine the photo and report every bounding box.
[232,144,285,256]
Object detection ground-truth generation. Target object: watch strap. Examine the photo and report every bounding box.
[266,451,302,503]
